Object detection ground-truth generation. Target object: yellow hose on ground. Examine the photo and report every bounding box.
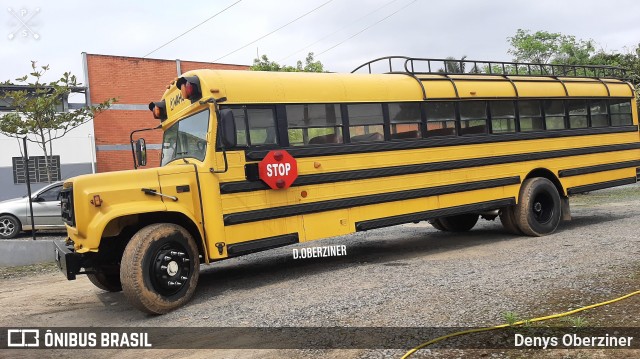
[402,289,640,359]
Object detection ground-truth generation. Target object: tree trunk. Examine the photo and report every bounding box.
[38,129,52,183]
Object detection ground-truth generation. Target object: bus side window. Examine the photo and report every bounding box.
[389,103,421,140]
[425,102,456,136]
[246,108,278,145]
[518,100,544,132]
[286,104,343,146]
[347,104,384,143]
[567,100,588,129]
[459,101,488,135]
[544,100,566,130]
[590,100,609,127]
[610,99,633,126]
[490,101,516,134]
[230,108,247,146]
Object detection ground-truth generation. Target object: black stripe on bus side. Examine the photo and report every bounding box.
[356,198,516,231]
[220,142,640,194]
[567,177,637,195]
[245,125,638,161]
[558,160,640,178]
[227,233,299,257]
[223,176,521,226]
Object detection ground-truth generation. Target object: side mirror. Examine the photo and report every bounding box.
[135,138,147,167]
[219,109,237,148]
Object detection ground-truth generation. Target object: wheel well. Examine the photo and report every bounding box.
[0,213,22,228]
[100,212,206,263]
[525,168,565,196]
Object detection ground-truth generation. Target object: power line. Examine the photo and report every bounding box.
[279,0,402,63]
[143,0,243,58]
[213,0,334,62]
[316,0,417,57]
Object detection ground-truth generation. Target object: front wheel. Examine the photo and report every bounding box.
[438,213,479,232]
[0,215,20,239]
[120,223,200,314]
[515,178,561,236]
[87,264,122,292]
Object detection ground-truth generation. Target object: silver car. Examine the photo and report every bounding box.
[0,181,65,239]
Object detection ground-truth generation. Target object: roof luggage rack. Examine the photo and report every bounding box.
[351,56,630,81]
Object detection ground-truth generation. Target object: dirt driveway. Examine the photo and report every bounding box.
[1,184,639,358]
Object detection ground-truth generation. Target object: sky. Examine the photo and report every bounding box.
[2,0,640,85]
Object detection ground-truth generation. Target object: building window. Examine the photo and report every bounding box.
[12,155,61,184]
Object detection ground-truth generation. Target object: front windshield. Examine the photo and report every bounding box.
[161,110,210,166]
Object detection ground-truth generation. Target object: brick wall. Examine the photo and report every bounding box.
[87,54,248,173]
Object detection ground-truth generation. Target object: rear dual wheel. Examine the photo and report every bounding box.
[120,223,200,314]
[505,177,561,237]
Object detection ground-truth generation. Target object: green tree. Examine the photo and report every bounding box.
[251,52,325,72]
[0,61,115,183]
[508,30,640,109]
[507,29,596,65]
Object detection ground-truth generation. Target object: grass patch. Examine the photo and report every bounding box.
[0,262,59,279]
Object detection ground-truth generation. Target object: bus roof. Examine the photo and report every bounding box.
[164,68,635,107]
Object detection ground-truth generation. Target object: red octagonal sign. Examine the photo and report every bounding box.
[258,150,298,190]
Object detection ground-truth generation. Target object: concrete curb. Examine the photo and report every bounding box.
[0,240,56,267]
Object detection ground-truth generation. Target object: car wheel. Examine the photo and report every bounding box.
[0,215,20,239]
[120,223,200,314]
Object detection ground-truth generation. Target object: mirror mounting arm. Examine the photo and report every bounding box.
[129,125,161,169]
[205,97,231,174]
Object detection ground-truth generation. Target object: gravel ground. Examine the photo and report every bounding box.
[1,183,639,358]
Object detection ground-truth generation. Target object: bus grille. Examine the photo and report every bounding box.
[60,186,75,227]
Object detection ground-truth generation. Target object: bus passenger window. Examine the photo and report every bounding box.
[389,103,421,140]
[518,101,544,132]
[610,99,632,126]
[425,102,456,136]
[230,108,247,146]
[490,101,516,133]
[567,100,588,129]
[247,108,278,146]
[286,104,343,146]
[347,104,384,142]
[459,101,488,135]
[590,100,609,127]
[544,100,566,130]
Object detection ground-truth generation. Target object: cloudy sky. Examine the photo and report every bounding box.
[2,0,640,84]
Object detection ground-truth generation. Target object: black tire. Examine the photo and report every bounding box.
[0,215,21,239]
[120,223,200,314]
[87,269,122,292]
[515,178,561,236]
[438,213,479,232]
[499,206,522,235]
[428,218,448,231]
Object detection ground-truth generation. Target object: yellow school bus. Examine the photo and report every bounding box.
[54,57,640,314]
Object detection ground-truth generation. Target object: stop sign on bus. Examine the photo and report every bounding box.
[258,150,298,190]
